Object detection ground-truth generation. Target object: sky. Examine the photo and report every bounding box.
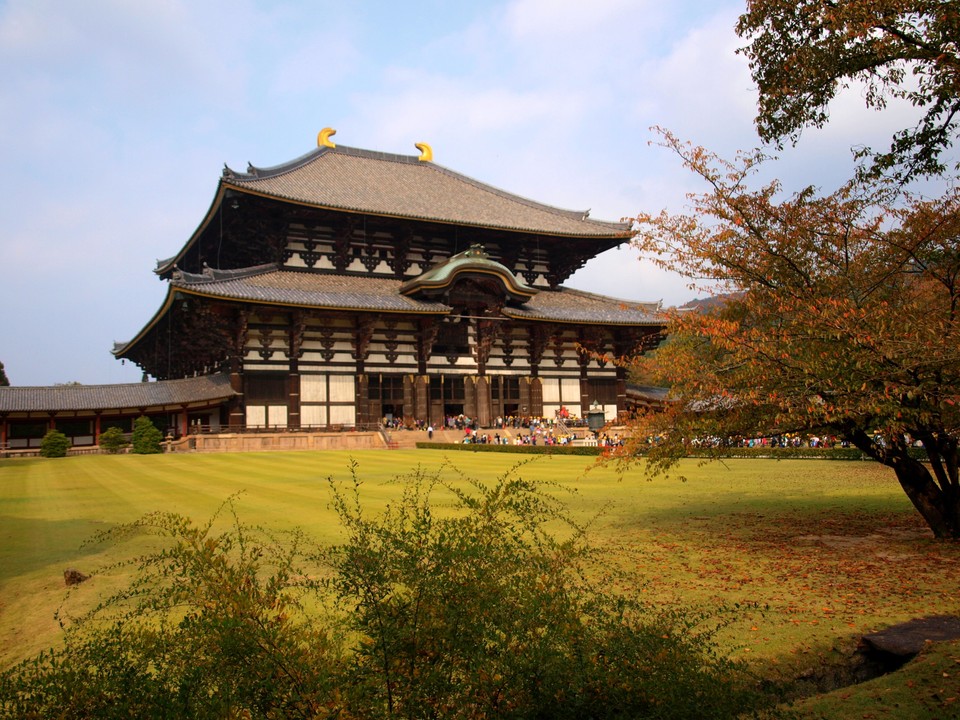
[0,0,929,386]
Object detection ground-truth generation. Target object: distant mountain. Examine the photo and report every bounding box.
[677,293,742,312]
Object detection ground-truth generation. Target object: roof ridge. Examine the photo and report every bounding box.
[224,144,422,181]
[173,263,278,284]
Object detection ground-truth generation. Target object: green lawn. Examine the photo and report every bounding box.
[2,450,959,715]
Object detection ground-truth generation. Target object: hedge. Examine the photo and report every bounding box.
[414,442,930,462]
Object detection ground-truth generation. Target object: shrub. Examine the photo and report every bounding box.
[97,426,129,454]
[130,416,163,454]
[325,460,774,719]
[39,429,70,458]
[0,500,341,719]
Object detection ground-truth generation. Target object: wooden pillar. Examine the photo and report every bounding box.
[0,414,7,451]
[287,312,304,430]
[180,405,189,437]
[356,374,370,428]
[403,375,416,424]
[474,375,491,427]
[229,356,245,431]
[519,378,531,421]
[414,375,429,425]
[528,377,543,419]
[288,368,301,430]
[615,365,628,420]
[94,413,102,446]
[464,376,478,424]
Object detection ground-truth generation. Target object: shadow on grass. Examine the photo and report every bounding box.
[0,458,49,470]
[0,515,115,584]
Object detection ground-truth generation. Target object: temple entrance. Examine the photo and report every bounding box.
[368,374,406,425]
[381,403,401,423]
[429,376,466,426]
[491,376,522,420]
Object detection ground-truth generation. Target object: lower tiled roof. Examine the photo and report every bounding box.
[174,266,451,314]
[173,266,662,325]
[506,287,662,325]
[0,374,236,413]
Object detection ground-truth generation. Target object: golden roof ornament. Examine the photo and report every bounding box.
[317,127,337,148]
[415,142,433,162]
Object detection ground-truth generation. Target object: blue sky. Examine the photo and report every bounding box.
[0,0,926,385]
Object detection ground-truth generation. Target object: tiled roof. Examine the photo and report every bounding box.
[504,287,662,325]
[222,145,631,238]
[172,265,661,326]
[626,384,671,404]
[173,265,452,314]
[0,374,236,413]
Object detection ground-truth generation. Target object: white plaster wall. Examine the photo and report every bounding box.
[329,375,355,402]
[301,405,327,427]
[246,405,266,428]
[329,405,356,425]
[301,375,327,402]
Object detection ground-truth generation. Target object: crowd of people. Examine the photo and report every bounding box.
[380,409,603,446]
[688,435,847,449]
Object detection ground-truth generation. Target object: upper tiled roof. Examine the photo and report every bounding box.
[0,374,236,413]
[222,144,631,238]
[169,265,660,326]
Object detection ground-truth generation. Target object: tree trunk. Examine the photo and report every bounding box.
[890,455,959,539]
[847,429,960,539]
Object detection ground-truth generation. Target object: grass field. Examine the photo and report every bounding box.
[2,449,959,716]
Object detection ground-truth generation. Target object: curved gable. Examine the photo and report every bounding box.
[399,245,536,305]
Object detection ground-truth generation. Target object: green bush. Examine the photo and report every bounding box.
[325,461,773,719]
[0,464,784,719]
[97,426,129,454]
[39,429,70,458]
[415,441,603,455]
[414,440,924,461]
[130,416,163,454]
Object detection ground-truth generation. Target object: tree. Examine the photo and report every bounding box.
[629,130,960,538]
[98,426,129,454]
[0,361,8,386]
[40,429,71,458]
[131,416,163,454]
[736,0,960,182]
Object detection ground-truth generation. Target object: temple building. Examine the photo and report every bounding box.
[1,131,664,449]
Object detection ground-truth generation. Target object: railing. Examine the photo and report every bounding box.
[184,422,382,435]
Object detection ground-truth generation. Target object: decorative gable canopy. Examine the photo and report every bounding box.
[400,244,536,305]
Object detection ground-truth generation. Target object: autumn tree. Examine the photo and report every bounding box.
[736,0,960,182]
[629,131,960,538]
